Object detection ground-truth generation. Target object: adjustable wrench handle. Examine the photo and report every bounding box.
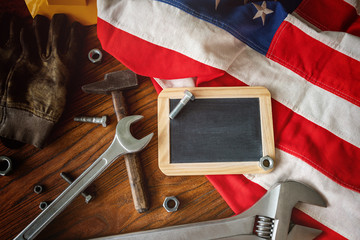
[14,138,126,240]
[93,216,258,240]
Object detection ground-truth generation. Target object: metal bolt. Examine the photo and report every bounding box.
[169,90,195,119]
[39,201,49,211]
[74,115,108,127]
[60,172,93,204]
[34,185,44,194]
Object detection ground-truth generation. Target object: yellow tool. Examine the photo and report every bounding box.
[25,0,97,25]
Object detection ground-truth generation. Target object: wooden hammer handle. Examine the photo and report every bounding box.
[124,153,149,213]
[111,91,149,213]
[112,91,128,121]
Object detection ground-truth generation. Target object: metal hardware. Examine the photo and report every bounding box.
[88,48,102,63]
[163,196,180,212]
[74,115,108,127]
[169,90,195,119]
[13,116,153,240]
[60,172,93,204]
[0,156,12,176]
[33,185,44,194]
[93,181,326,240]
[39,202,48,211]
[254,215,274,239]
[259,156,274,171]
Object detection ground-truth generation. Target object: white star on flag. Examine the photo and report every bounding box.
[252,1,274,25]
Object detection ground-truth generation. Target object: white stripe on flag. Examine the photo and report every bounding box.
[97,0,246,70]
[154,77,196,89]
[285,14,360,61]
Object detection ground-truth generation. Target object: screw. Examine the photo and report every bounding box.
[169,90,195,119]
[60,172,93,204]
[74,115,108,127]
[34,185,44,194]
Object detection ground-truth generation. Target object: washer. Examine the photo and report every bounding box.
[88,48,102,63]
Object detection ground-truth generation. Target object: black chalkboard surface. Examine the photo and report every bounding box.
[158,87,275,176]
[170,98,262,163]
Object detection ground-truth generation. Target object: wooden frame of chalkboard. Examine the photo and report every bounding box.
[158,87,275,176]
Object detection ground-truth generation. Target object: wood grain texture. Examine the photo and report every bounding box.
[0,1,233,239]
[111,91,127,121]
[124,152,149,213]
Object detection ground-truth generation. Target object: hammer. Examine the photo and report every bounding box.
[82,70,149,213]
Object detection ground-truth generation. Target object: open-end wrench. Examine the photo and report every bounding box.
[92,181,326,240]
[14,115,153,240]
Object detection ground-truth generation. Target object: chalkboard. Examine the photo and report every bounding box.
[158,87,275,176]
[170,98,262,163]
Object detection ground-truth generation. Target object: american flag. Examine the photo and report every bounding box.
[97,0,360,239]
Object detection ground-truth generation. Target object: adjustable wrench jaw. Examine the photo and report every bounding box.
[274,181,326,239]
[236,181,326,239]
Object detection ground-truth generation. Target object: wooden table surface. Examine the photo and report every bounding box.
[0,1,233,239]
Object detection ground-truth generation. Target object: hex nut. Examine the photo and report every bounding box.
[39,201,49,211]
[34,185,44,194]
[259,156,274,171]
[0,156,12,176]
[163,196,180,212]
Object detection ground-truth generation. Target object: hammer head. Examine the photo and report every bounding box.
[82,69,138,94]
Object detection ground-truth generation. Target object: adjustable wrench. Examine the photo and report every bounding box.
[93,181,326,240]
[14,115,153,240]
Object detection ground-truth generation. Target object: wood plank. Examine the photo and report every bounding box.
[0,1,233,239]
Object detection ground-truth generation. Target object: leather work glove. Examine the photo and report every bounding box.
[0,14,83,148]
[0,13,22,121]
[0,13,25,148]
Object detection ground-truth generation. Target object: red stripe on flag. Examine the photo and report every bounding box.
[197,72,248,87]
[296,0,360,36]
[207,174,265,214]
[97,18,223,80]
[267,21,360,107]
[273,99,360,192]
